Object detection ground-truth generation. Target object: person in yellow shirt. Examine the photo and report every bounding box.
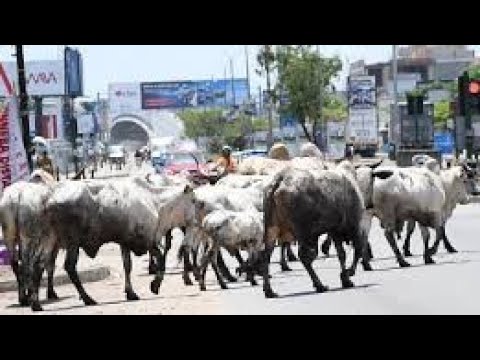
[214,145,237,176]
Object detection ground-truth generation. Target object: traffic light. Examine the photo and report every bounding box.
[458,71,480,115]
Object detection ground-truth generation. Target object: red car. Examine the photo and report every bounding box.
[163,152,207,176]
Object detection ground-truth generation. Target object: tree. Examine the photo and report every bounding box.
[178,109,253,153]
[256,45,276,148]
[434,100,452,127]
[275,45,342,146]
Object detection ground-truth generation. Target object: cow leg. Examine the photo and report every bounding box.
[216,250,237,282]
[420,226,435,265]
[191,246,201,281]
[148,253,157,275]
[46,246,59,300]
[64,246,97,306]
[29,261,44,312]
[403,221,415,257]
[333,238,354,289]
[298,240,328,293]
[182,246,194,286]
[320,235,332,256]
[121,246,140,301]
[261,243,277,298]
[429,226,444,255]
[280,243,292,272]
[10,248,28,307]
[286,243,298,262]
[198,243,212,291]
[384,230,410,268]
[150,243,166,295]
[441,227,457,253]
[210,247,228,290]
[348,237,373,277]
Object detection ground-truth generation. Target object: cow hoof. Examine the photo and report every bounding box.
[84,297,97,306]
[424,257,435,265]
[126,291,140,301]
[150,280,161,295]
[226,276,237,283]
[264,290,279,299]
[346,268,356,277]
[19,297,29,307]
[281,265,292,272]
[47,289,59,300]
[362,262,373,272]
[220,284,229,290]
[428,247,439,255]
[31,302,43,312]
[399,261,411,268]
[341,279,355,289]
[183,277,193,286]
[250,280,258,286]
[315,284,329,293]
[446,247,458,254]
[200,285,207,291]
[404,250,413,257]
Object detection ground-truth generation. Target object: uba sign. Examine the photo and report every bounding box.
[0,60,65,97]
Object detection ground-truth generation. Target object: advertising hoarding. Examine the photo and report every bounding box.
[65,47,83,97]
[0,61,65,97]
[348,76,378,145]
[109,83,142,115]
[140,79,249,110]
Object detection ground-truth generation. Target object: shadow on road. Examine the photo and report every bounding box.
[41,293,201,313]
[276,283,379,299]
[6,295,75,309]
[370,259,471,273]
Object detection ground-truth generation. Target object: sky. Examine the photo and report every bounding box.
[1,45,479,99]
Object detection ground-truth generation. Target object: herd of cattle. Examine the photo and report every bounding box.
[0,142,477,311]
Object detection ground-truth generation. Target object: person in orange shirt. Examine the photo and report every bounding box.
[214,145,237,176]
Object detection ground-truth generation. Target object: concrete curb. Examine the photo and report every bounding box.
[0,266,111,293]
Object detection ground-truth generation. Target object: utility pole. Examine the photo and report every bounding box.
[264,45,274,150]
[15,45,33,171]
[245,45,254,147]
[392,45,399,147]
[316,45,324,150]
[230,57,236,107]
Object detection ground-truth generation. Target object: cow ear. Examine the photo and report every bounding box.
[184,184,194,194]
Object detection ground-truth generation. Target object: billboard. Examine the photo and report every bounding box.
[65,47,83,97]
[140,79,249,110]
[348,75,376,110]
[141,82,196,110]
[0,60,65,97]
[348,75,378,145]
[109,83,142,115]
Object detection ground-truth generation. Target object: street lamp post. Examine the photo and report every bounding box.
[14,45,33,172]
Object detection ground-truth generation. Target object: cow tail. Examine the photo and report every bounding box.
[263,172,284,246]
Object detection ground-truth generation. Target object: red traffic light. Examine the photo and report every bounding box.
[469,81,480,94]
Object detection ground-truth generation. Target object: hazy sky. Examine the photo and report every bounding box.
[1,45,479,98]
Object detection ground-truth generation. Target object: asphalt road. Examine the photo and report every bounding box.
[215,203,480,315]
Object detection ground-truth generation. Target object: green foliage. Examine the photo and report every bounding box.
[179,109,254,152]
[274,45,342,142]
[434,100,452,125]
[468,64,480,80]
[322,94,348,121]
